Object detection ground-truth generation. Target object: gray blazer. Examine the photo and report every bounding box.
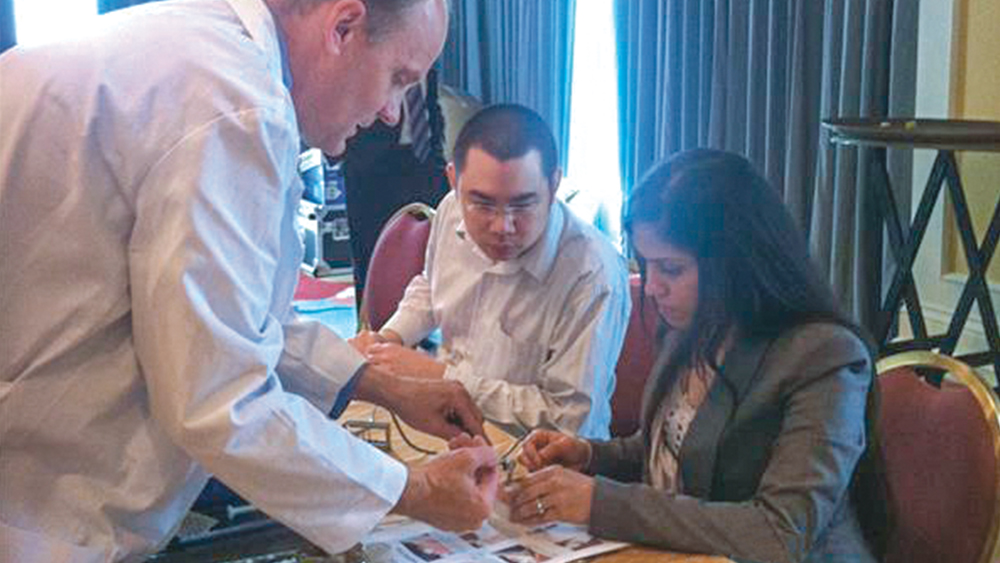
[587,322,878,563]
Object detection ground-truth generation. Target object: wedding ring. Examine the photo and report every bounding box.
[535,497,545,516]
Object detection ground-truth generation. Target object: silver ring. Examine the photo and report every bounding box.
[535,497,545,516]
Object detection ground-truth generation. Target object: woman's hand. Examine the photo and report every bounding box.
[518,429,592,472]
[501,466,594,526]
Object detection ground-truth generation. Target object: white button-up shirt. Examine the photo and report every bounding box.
[0,1,406,561]
[382,192,631,439]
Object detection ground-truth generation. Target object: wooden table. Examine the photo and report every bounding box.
[339,403,732,563]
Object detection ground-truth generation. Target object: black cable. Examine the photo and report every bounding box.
[389,412,440,456]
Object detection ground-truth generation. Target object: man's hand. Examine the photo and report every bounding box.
[500,465,594,527]
[366,342,446,379]
[354,365,485,439]
[393,444,499,531]
[518,429,592,472]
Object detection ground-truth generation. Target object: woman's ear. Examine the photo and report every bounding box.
[322,0,367,56]
[446,162,458,192]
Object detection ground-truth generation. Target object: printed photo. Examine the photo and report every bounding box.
[459,524,507,550]
[402,534,454,561]
[495,544,550,563]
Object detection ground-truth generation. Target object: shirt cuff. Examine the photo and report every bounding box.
[443,362,485,399]
[381,311,431,347]
[328,364,367,418]
[279,317,367,413]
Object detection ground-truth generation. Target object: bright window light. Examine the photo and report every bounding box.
[14,0,98,48]
[560,0,622,246]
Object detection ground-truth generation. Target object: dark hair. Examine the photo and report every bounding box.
[452,104,559,187]
[625,149,850,354]
[624,148,888,558]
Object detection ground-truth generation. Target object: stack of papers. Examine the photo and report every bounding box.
[362,516,627,563]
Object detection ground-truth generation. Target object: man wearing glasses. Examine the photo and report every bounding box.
[352,104,631,439]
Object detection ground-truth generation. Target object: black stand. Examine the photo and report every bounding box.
[823,118,1000,388]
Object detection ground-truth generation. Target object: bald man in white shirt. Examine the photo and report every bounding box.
[0,1,498,561]
[353,104,631,439]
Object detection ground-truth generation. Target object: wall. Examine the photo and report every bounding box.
[946,0,1000,282]
[912,0,998,383]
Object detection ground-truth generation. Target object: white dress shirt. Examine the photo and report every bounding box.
[382,192,631,439]
[0,1,406,561]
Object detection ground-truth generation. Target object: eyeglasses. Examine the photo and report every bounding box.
[462,198,542,220]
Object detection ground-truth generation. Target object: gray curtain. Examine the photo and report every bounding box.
[1,0,16,54]
[440,0,577,171]
[614,0,918,333]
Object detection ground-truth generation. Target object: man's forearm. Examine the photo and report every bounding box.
[352,364,394,407]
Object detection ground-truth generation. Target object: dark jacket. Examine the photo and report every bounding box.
[587,322,878,563]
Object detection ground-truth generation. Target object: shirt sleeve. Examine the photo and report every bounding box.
[447,267,631,438]
[129,106,406,555]
[277,309,366,412]
[587,433,646,482]
[381,272,435,345]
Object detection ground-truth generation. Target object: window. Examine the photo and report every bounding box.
[560,0,622,247]
[14,0,98,48]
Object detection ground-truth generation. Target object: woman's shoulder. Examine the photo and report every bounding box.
[759,321,873,386]
[773,321,869,354]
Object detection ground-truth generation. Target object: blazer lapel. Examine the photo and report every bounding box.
[679,333,773,497]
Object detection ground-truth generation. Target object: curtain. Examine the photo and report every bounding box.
[0,0,159,53]
[439,0,577,172]
[98,0,161,14]
[1,0,15,54]
[614,0,918,333]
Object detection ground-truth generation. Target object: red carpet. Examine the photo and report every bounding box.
[294,272,353,304]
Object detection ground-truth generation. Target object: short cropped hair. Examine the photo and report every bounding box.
[452,104,560,188]
[284,0,430,38]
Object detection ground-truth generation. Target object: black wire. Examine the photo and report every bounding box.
[389,412,440,456]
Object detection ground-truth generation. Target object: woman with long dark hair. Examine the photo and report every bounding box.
[501,149,886,563]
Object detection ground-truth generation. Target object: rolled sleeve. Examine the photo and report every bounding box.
[381,271,436,346]
[277,312,366,413]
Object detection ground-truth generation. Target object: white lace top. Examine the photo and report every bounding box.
[648,367,717,492]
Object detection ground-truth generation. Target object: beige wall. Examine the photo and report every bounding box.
[912,0,997,382]
[947,0,1000,282]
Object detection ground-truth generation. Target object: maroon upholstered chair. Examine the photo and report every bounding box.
[876,351,1000,563]
[610,274,661,437]
[358,202,435,332]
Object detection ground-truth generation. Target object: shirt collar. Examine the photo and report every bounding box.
[454,198,566,281]
[225,0,291,88]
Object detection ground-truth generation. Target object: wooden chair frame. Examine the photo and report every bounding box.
[876,350,1000,563]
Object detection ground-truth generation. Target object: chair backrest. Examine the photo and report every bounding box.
[610,274,661,437]
[358,202,435,332]
[876,351,1000,563]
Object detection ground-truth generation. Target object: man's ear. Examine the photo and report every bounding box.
[446,162,458,192]
[548,167,563,197]
[322,0,367,56]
